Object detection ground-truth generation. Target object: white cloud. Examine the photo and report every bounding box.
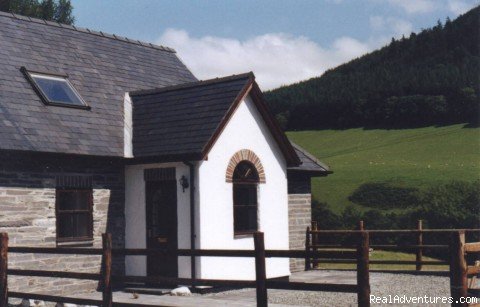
[158,29,376,90]
[370,16,413,38]
[387,0,437,14]
[386,0,477,15]
[447,0,478,15]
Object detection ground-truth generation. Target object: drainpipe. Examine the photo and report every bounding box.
[183,161,196,288]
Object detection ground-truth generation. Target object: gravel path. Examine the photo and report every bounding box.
[200,271,453,307]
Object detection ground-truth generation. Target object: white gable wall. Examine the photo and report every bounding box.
[197,94,290,280]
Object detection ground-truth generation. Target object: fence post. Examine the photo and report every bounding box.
[358,220,364,231]
[416,220,423,271]
[305,227,311,271]
[357,230,370,307]
[450,231,467,307]
[102,233,113,307]
[312,222,318,268]
[254,232,268,307]
[0,233,7,307]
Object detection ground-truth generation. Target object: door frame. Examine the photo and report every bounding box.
[144,167,178,278]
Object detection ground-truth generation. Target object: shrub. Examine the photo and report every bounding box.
[349,182,420,209]
[311,199,343,229]
[417,181,480,230]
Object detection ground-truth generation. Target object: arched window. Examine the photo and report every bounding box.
[233,161,259,234]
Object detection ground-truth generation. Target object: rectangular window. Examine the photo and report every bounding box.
[233,184,258,234]
[21,67,89,109]
[56,189,93,242]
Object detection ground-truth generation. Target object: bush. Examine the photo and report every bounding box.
[417,181,480,230]
[312,181,479,254]
[311,199,343,229]
[349,182,419,209]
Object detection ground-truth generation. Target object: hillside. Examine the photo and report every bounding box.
[266,7,480,130]
[287,124,480,214]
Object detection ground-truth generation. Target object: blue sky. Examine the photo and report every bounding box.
[72,0,478,89]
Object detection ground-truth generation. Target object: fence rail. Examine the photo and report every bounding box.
[306,223,480,307]
[0,231,371,307]
[2,224,478,307]
[306,220,480,272]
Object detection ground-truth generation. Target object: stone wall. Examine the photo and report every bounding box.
[288,193,311,272]
[0,150,125,297]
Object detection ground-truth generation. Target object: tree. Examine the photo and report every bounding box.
[264,6,480,130]
[0,0,74,25]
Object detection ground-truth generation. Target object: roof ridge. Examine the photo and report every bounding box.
[0,11,176,53]
[130,72,255,97]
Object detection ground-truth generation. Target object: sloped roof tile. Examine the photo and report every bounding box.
[131,73,252,158]
[0,14,196,157]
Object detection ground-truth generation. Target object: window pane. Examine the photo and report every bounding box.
[73,214,90,238]
[234,207,257,232]
[58,214,74,238]
[233,161,259,181]
[233,185,257,206]
[57,190,90,211]
[31,74,84,106]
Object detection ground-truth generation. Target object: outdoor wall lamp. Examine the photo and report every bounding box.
[180,175,189,192]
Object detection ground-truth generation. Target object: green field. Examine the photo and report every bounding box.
[287,124,480,213]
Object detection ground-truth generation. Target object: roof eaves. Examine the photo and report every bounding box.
[250,83,301,167]
[200,74,255,158]
[290,142,332,172]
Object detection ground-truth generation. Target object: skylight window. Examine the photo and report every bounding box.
[21,67,89,109]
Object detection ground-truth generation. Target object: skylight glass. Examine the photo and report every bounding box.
[27,72,87,107]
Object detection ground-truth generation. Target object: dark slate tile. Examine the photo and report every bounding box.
[0,14,197,157]
[131,74,251,158]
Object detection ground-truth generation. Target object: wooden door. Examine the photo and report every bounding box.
[145,180,178,278]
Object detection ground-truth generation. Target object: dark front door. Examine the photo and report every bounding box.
[146,180,178,278]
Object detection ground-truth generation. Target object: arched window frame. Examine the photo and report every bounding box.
[232,160,260,235]
[226,150,266,236]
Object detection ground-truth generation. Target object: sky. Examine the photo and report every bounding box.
[71,0,478,90]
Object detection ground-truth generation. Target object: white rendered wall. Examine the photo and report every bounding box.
[124,162,194,278]
[123,93,133,158]
[197,95,290,280]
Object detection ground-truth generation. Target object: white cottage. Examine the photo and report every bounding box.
[0,11,331,295]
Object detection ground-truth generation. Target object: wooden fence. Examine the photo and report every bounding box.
[0,231,371,307]
[450,231,480,307]
[307,220,480,272]
[306,223,480,307]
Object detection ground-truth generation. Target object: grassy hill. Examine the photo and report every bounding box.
[287,124,480,214]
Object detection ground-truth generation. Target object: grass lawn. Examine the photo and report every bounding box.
[287,124,480,214]
[315,250,448,271]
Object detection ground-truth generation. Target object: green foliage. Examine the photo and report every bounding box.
[349,182,419,209]
[1,0,74,24]
[417,181,480,229]
[266,7,480,129]
[313,181,479,231]
[311,199,343,229]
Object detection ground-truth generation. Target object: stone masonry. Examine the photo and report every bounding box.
[0,150,125,297]
[288,193,311,272]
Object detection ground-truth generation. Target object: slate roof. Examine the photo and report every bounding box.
[130,73,251,159]
[288,143,332,175]
[0,12,196,157]
[130,73,301,166]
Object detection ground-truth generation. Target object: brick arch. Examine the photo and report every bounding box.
[226,149,266,183]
